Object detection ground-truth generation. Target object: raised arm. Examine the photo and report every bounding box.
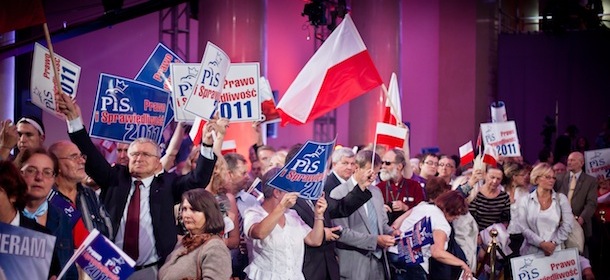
[160,122,185,171]
[249,192,298,240]
[0,120,18,160]
[304,194,327,247]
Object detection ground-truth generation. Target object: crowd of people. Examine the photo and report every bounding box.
[0,93,609,280]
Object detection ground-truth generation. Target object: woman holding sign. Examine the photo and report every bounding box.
[509,163,573,256]
[243,168,327,280]
[158,188,231,280]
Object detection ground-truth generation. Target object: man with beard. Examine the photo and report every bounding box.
[377,148,425,224]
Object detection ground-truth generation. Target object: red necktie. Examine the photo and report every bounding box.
[124,180,141,260]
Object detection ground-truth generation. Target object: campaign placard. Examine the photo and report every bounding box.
[135,43,184,127]
[58,229,135,280]
[170,63,200,122]
[184,42,231,120]
[585,148,610,179]
[260,76,280,124]
[0,222,56,280]
[267,139,335,200]
[510,248,580,280]
[216,63,261,122]
[480,121,521,157]
[30,42,81,116]
[89,74,169,144]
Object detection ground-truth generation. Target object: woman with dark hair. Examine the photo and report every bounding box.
[244,167,327,280]
[389,179,472,280]
[0,160,59,279]
[503,163,529,205]
[159,188,231,279]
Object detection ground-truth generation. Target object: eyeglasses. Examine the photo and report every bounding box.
[543,175,556,180]
[58,153,87,161]
[424,161,439,167]
[381,161,394,166]
[438,163,455,168]
[21,166,55,178]
[129,151,159,158]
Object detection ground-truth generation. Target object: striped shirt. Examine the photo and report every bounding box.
[469,191,511,230]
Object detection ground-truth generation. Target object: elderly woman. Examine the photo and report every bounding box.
[14,148,77,280]
[244,168,327,280]
[159,189,231,279]
[509,163,573,256]
[390,189,472,280]
[0,160,59,279]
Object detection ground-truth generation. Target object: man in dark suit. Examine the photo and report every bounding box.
[554,152,598,256]
[56,94,218,279]
[287,145,371,280]
[324,147,356,194]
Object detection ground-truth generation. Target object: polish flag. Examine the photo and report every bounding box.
[482,145,499,167]
[221,140,237,155]
[189,117,206,146]
[375,122,407,148]
[458,141,474,166]
[383,72,402,125]
[276,14,383,125]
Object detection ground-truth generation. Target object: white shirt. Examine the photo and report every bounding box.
[243,204,311,280]
[114,176,159,266]
[388,202,451,274]
[10,212,19,226]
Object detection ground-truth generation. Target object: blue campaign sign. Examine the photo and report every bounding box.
[267,139,336,200]
[135,43,185,127]
[74,230,135,280]
[0,223,56,280]
[90,73,169,144]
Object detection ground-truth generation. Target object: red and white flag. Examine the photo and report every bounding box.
[375,122,407,148]
[189,117,206,146]
[383,72,402,125]
[458,141,474,166]
[482,145,499,167]
[276,14,383,125]
[221,140,237,155]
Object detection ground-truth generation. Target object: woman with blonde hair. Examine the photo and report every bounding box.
[503,163,529,205]
[509,163,573,256]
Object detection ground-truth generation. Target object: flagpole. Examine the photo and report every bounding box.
[381,84,400,126]
[43,23,65,111]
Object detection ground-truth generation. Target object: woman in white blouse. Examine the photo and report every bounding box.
[243,168,327,280]
[509,163,573,256]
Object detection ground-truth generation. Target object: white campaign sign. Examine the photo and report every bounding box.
[585,148,610,180]
[217,63,261,122]
[480,121,521,157]
[184,42,231,120]
[510,248,580,280]
[170,63,199,122]
[30,42,81,116]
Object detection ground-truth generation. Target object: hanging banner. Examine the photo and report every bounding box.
[267,139,336,200]
[89,74,169,144]
[170,63,200,122]
[184,42,231,120]
[480,121,521,157]
[30,42,81,116]
[585,148,610,179]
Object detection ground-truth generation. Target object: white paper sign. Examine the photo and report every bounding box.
[217,63,261,122]
[490,101,507,123]
[585,148,610,180]
[510,248,580,280]
[480,121,521,157]
[184,42,231,120]
[170,63,199,122]
[30,42,81,116]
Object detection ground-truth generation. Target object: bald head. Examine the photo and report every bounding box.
[567,152,584,173]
